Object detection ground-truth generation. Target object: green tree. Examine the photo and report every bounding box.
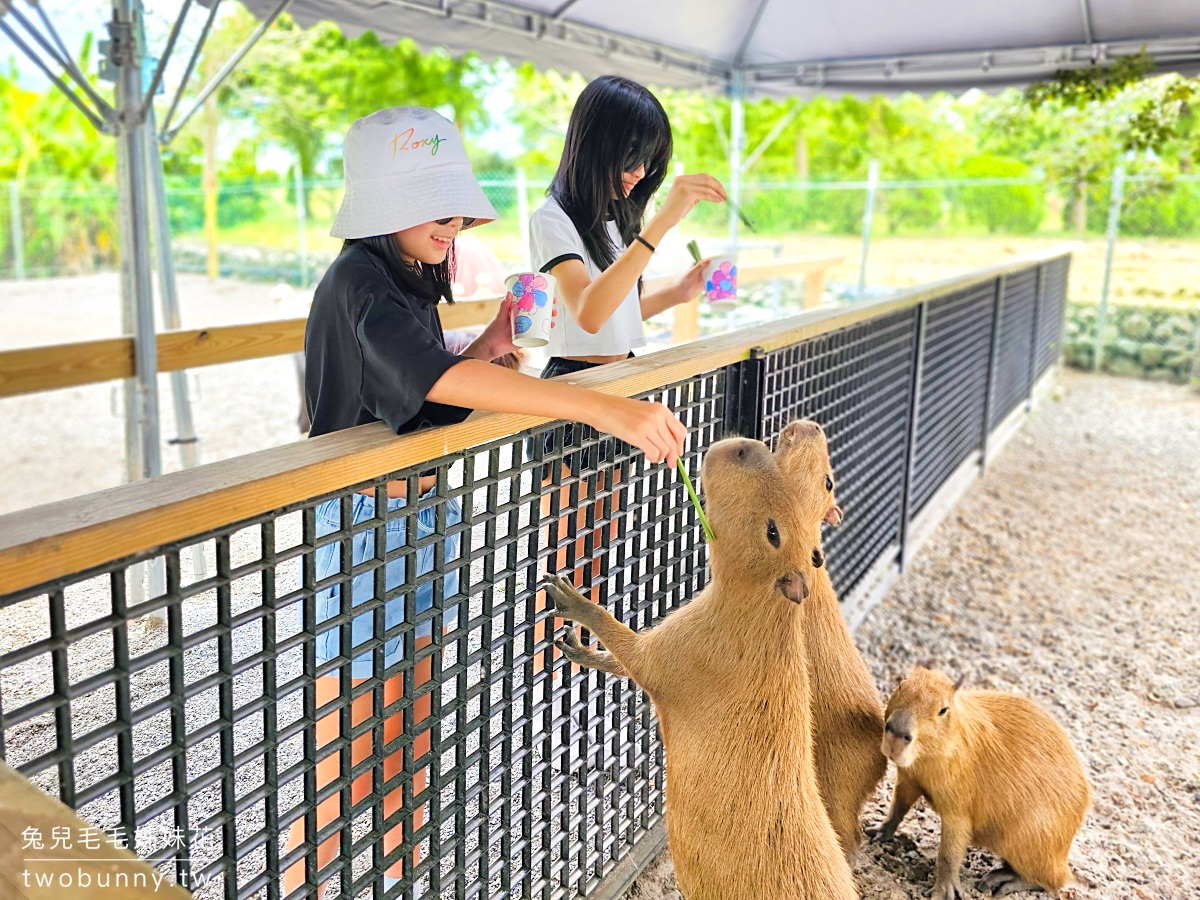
[224,11,495,186]
[0,36,118,272]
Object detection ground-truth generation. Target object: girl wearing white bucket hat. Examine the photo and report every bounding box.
[285,106,687,897]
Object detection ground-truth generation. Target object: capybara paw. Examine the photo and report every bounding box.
[977,862,1043,896]
[555,629,597,664]
[989,875,1042,896]
[554,631,629,677]
[541,574,592,621]
[932,879,964,900]
[865,822,896,843]
[977,865,1011,893]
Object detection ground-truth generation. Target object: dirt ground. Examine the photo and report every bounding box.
[623,369,1200,900]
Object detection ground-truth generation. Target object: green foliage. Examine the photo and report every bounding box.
[215,9,495,177]
[958,155,1044,233]
[166,140,279,233]
[1024,56,1199,163]
[1025,52,1156,109]
[1082,175,1200,237]
[0,34,120,273]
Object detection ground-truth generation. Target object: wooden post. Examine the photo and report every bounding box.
[672,296,702,344]
[802,270,826,308]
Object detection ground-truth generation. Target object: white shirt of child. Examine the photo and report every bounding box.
[528,197,646,357]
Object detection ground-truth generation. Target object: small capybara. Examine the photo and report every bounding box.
[774,420,887,858]
[544,437,857,900]
[872,667,1091,899]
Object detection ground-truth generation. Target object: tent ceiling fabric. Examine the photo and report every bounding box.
[220,0,1200,94]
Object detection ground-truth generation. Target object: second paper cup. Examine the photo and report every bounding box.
[702,258,738,312]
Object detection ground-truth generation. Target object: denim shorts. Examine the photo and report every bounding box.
[313,490,462,678]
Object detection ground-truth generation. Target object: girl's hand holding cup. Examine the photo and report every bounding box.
[506,271,559,348]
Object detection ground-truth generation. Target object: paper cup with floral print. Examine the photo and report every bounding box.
[506,271,557,348]
[702,257,737,312]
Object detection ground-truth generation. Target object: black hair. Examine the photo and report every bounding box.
[342,233,456,304]
[549,74,672,272]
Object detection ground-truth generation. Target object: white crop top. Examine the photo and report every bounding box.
[529,197,646,357]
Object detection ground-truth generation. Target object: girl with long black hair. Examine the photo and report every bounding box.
[531,74,725,367]
[528,76,725,677]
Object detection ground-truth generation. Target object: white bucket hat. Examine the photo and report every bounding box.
[331,106,497,239]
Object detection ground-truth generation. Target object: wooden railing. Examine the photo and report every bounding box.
[0,246,1071,596]
[0,255,842,399]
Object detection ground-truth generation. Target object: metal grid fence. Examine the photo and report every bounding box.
[0,254,1069,899]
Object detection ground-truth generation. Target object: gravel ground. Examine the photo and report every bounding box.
[624,369,1200,900]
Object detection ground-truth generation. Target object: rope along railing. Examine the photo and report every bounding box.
[0,248,1071,900]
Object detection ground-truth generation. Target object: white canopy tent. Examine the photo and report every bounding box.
[230,0,1200,94]
[4,0,1200,491]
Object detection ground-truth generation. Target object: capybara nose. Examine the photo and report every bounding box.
[884,719,913,743]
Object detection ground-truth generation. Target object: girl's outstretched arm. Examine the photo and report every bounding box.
[426,359,686,465]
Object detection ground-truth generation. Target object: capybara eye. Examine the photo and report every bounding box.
[812,547,824,568]
[825,474,833,492]
[938,707,949,716]
[767,519,780,548]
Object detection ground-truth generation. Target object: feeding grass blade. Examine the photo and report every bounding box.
[677,458,714,542]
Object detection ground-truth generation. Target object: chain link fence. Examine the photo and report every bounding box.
[2,170,1197,385]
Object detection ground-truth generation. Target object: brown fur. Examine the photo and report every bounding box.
[545,437,856,900]
[873,667,1091,899]
[774,420,888,859]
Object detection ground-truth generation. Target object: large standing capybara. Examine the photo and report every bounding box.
[774,420,887,858]
[545,437,857,900]
[872,667,1091,899]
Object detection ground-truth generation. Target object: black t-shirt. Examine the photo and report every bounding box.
[305,243,471,437]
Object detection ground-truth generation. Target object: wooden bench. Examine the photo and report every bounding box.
[0,255,842,399]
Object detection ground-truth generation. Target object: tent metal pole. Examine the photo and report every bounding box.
[857,159,880,299]
[144,106,208,579]
[8,180,24,279]
[161,0,295,145]
[727,70,746,255]
[0,17,112,133]
[1095,162,1125,371]
[158,0,223,140]
[3,1,116,120]
[111,0,163,483]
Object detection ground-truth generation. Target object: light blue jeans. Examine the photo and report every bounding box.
[313,490,462,678]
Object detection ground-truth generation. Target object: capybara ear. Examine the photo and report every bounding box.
[824,504,843,526]
[953,673,967,692]
[775,569,809,604]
